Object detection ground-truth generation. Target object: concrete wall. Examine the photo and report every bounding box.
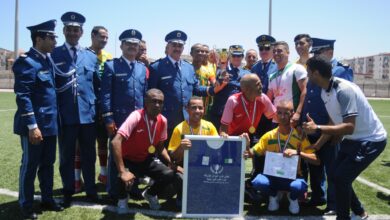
[0,70,14,89]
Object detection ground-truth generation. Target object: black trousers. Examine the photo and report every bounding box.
[117,157,178,200]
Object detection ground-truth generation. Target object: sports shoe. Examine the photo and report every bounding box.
[268,195,280,211]
[323,208,336,215]
[142,190,161,210]
[288,193,300,214]
[139,176,154,186]
[98,174,107,185]
[351,211,369,220]
[117,198,129,215]
[75,180,83,193]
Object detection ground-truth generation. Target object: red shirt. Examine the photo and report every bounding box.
[221,92,276,135]
[117,109,167,162]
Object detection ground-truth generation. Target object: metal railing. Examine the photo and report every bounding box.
[355,81,390,98]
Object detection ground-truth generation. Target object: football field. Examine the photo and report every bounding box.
[0,92,389,219]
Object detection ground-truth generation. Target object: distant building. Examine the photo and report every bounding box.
[344,53,390,80]
[0,48,14,71]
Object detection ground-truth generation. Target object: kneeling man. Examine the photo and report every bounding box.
[244,100,319,214]
[111,89,177,213]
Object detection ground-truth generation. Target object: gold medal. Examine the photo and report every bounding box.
[148,145,156,154]
[249,125,256,134]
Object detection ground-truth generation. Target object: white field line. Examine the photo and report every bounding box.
[356,177,390,195]
[0,109,16,112]
[0,188,182,218]
[1,187,390,219]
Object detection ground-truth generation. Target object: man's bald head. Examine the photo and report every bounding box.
[240,74,262,100]
[240,73,261,89]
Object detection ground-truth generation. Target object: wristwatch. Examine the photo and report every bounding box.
[316,125,322,134]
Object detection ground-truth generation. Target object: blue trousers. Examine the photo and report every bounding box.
[334,139,386,220]
[19,135,56,208]
[252,174,307,200]
[308,138,338,210]
[59,123,97,196]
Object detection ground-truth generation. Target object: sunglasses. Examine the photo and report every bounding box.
[259,46,271,52]
[45,35,57,40]
[232,54,243,58]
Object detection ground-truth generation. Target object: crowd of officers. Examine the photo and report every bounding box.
[13,11,387,220]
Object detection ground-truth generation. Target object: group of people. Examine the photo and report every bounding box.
[13,11,386,220]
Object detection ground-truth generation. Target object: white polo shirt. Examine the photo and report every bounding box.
[321,77,387,142]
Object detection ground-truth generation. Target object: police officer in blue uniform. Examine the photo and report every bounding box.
[100,29,147,200]
[13,19,64,219]
[149,30,222,138]
[50,11,100,207]
[208,45,250,131]
[251,35,278,93]
[300,38,353,214]
[246,35,278,203]
[310,38,353,81]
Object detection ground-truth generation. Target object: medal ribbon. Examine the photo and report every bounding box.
[144,113,158,146]
[240,95,257,127]
[277,128,293,152]
[188,120,202,135]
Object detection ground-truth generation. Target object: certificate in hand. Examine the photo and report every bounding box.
[263,151,299,180]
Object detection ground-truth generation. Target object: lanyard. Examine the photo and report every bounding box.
[144,113,157,146]
[277,128,293,152]
[241,95,257,126]
[188,120,202,135]
[276,63,292,91]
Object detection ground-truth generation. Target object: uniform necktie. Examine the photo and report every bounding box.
[130,62,135,72]
[71,46,77,62]
[175,62,180,72]
[262,62,268,70]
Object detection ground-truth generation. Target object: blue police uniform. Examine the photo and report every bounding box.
[208,45,250,130]
[148,30,213,135]
[50,12,99,199]
[100,29,148,198]
[301,37,354,210]
[251,35,277,94]
[13,20,59,213]
[246,35,277,202]
[251,35,277,144]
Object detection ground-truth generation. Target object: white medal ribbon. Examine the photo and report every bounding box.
[240,95,257,127]
[188,120,202,135]
[144,113,158,146]
[277,128,293,152]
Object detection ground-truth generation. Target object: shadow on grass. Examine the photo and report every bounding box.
[100,208,136,220]
[381,160,390,167]
[376,192,390,205]
[0,199,24,220]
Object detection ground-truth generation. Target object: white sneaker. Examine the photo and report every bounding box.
[268,195,280,211]
[139,176,154,186]
[142,190,161,210]
[351,212,369,220]
[117,198,129,214]
[287,193,300,214]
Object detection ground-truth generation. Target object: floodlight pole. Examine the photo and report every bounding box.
[268,0,272,35]
[14,0,19,59]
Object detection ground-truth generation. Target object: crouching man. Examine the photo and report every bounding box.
[111,89,178,213]
[244,100,319,214]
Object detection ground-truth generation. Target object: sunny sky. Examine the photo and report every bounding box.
[1,0,390,61]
